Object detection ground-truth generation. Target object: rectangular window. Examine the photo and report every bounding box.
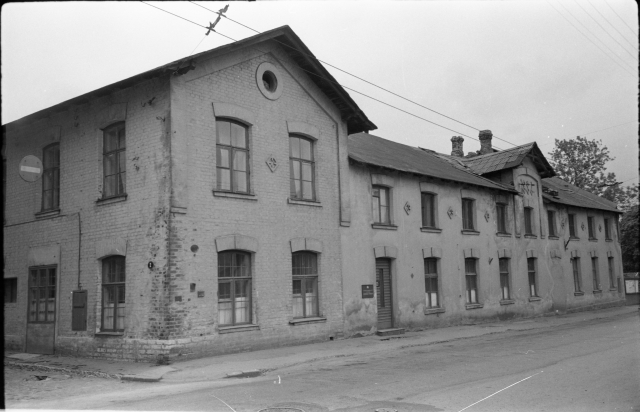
[496,203,507,233]
[608,257,616,289]
[292,252,319,318]
[101,257,125,332]
[604,218,611,239]
[216,120,249,193]
[548,210,557,237]
[572,258,582,292]
[527,258,538,297]
[42,143,60,210]
[424,258,439,308]
[524,207,534,235]
[465,258,478,304]
[289,135,315,200]
[462,198,475,230]
[568,214,577,238]
[591,257,600,291]
[28,267,56,323]
[102,123,126,198]
[218,251,252,326]
[4,278,17,303]
[372,186,390,224]
[421,193,436,228]
[499,258,510,300]
[588,217,595,239]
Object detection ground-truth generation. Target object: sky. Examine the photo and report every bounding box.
[2,1,638,187]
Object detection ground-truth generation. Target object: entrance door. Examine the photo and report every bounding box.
[376,259,393,329]
[26,266,57,354]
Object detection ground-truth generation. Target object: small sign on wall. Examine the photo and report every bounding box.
[362,284,374,299]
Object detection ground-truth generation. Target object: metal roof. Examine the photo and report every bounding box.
[348,133,518,193]
[541,176,621,214]
[4,26,376,135]
[461,142,555,178]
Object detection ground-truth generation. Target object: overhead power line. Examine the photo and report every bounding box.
[546,0,637,77]
[586,0,638,52]
[603,0,638,37]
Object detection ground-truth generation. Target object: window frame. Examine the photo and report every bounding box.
[101,256,125,332]
[568,214,577,238]
[421,192,438,229]
[524,207,534,235]
[28,266,56,324]
[604,218,611,240]
[465,258,479,304]
[547,210,557,237]
[587,216,596,239]
[292,251,319,318]
[608,257,616,289]
[289,135,316,201]
[462,198,476,231]
[527,258,538,297]
[591,257,600,291]
[102,122,126,199]
[4,278,18,303]
[571,257,582,293]
[424,258,440,309]
[215,119,250,194]
[217,250,253,327]
[496,202,508,234]
[372,185,391,225]
[42,143,60,211]
[499,258,511,300]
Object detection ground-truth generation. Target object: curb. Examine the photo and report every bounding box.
[4,360,123,380]
[121,374,161,382]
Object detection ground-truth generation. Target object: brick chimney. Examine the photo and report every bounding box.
[451,136,464,157]
[479,130,493,155]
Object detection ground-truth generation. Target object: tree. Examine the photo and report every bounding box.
[620,205,639,273]
[548,136,638,211]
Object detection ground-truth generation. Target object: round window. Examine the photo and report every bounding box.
[256,62,283,100]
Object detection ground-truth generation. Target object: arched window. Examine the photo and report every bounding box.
[218,251,252,326]
[216,119,249,193]
[103,122,126,198]
[289,135,315,200]
[102,256,125,332]
[42,143,60,210]
[292,252,318,318]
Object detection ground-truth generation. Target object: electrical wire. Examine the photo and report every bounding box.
[546,0,637,77]
[186,1,519,147]
[603,0,638,37]
[572,0,638,62]
[586,0,638,52]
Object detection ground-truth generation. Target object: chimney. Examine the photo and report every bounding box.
[451,136,464,157]
[479,130,493,155]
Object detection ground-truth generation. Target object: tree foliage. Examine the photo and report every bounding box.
[620,205,639,273]
[548,136,638,211]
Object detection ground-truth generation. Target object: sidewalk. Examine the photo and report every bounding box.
[6,306,638,383]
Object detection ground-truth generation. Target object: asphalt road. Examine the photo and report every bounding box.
[8,311,640,412]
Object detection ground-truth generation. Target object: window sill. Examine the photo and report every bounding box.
[593,290,602,294]
[569,236,580,241]
[609,288,618,292]
[605,238,613,242]
[35,209,61,219]
[212,190,257,201]
[95,332,124,337]
[528,296,542,302]
[424,307,445,315]
[461,230,480,236]
[548,236,559,240]
[287,198,322,207]
[289,317,327,325]
[496,232,512,237]
[465,303,483,310]
[500,299,515,305]
[96,194,128,206]
[524,234,537,239]
[574,291,584,296]
[589,238,598,242]
[420,227,442,233]
[218,324,260,334]
[372,224,398,230]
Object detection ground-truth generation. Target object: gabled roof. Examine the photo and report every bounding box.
[348,133,518,193]
[542,176,621,214]
[5,26,376,135]
[461,142,555,178]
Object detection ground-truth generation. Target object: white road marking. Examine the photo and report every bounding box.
[211,393,237,412]
[456,371,544,412]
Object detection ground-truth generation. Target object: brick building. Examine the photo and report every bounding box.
[3,26,624,361]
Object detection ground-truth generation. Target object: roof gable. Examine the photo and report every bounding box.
[462,142,555,178]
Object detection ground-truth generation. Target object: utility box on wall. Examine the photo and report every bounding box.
[71,290,87,331]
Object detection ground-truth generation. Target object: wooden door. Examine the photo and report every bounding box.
[26,266,57,354]
[376,259,393,329]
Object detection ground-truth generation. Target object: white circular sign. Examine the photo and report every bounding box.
[19,155,43,182]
